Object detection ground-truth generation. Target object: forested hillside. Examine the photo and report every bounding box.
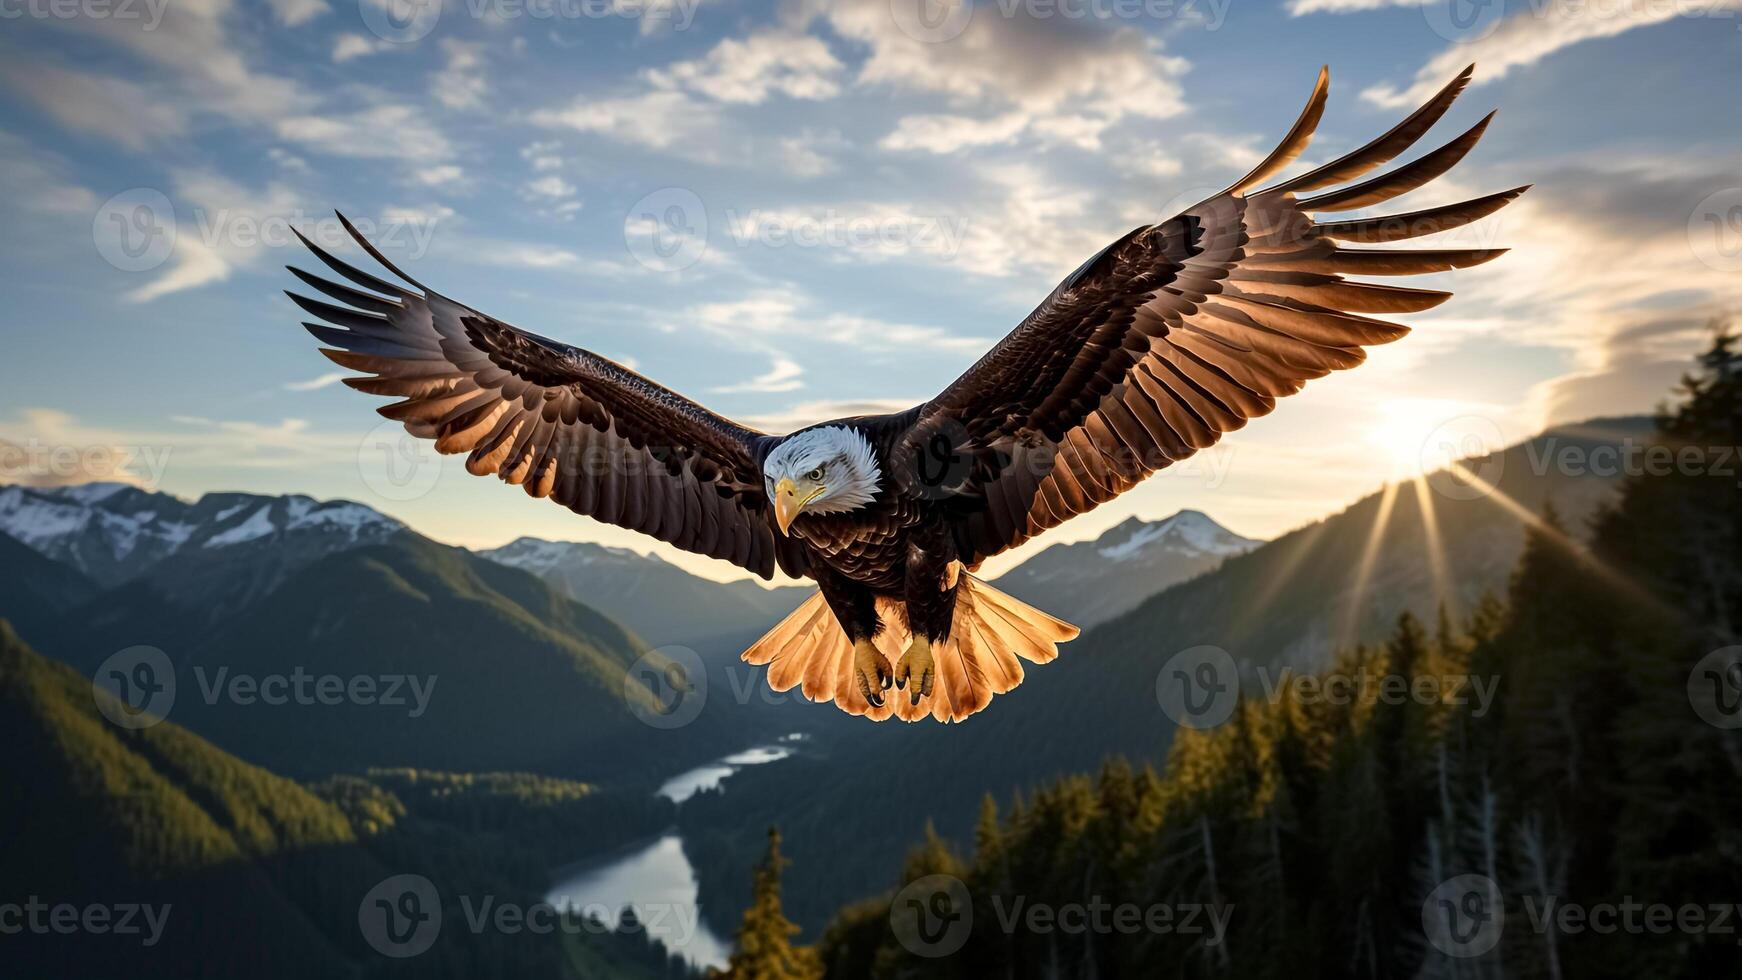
[681,414,1651,934]
[766,331,1741,979]
[0,623,698,978]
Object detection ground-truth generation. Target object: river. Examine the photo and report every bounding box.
[545,738,801,971]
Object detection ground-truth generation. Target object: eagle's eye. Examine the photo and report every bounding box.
[805,466,825,482]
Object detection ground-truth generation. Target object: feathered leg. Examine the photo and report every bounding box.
[816,566,891,708]
[896,523,958,706]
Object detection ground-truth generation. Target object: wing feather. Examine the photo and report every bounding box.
[285,218,808,580]
[913,66,1521,564]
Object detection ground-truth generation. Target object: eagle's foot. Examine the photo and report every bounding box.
[853,638,893,708]
[895,635,935,706]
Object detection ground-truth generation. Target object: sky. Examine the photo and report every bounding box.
[1,0,1739,583]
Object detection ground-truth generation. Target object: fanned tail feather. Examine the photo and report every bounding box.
[740,570,1079,723]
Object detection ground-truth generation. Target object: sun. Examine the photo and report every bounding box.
[1366,399,1497,479]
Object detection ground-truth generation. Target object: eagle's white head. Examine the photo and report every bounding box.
[762,425,881,535]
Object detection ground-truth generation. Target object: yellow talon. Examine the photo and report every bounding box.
[896,636,935,706]
[853,638,892,707]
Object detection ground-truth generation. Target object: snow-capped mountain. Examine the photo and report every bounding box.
[994,511,1263,628]
[0,483,403,613]
[480,536,807,647]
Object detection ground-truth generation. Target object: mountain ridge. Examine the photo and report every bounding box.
[992,508,1263,626]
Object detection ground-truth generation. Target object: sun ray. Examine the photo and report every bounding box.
[1228,518,1334,649]
[1338,481,1399,653]
[1409,475,1458,623]
[1447,461,1676,618]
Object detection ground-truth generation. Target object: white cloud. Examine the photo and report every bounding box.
[531,90,731,158]
[645,31,844,104]
[0,410,367,481]
[332,33,388,62]
[532,30,845,163]
[0,62,187,150]
[818,0,1188,155]
[433,39,488,111]
[522,141,565,171]
[1360,0,1742,108]
[276,103,452,162]
[525,175,577,198]
[1113,139,1185,179]
[742,398,922,435]
[881,112,1029,154]
[60,0,314,123]
[414,164,465,187]
[677,288,986,353]
[126,236,232,303]
[711,356,806,394]
[268,0,330,26]
[284,371,349,392]
[774,130,848,177]
[126,170,303,303]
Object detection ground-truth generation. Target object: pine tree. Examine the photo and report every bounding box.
[1598,323,1742,975]
[719,828,819,980]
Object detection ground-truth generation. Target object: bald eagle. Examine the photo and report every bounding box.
[286,65,1522,723]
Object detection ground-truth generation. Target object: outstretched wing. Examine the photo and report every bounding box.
[918,65,1525,566]
[286,217,809,580]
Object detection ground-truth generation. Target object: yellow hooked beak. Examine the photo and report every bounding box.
[773,478,823,536]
